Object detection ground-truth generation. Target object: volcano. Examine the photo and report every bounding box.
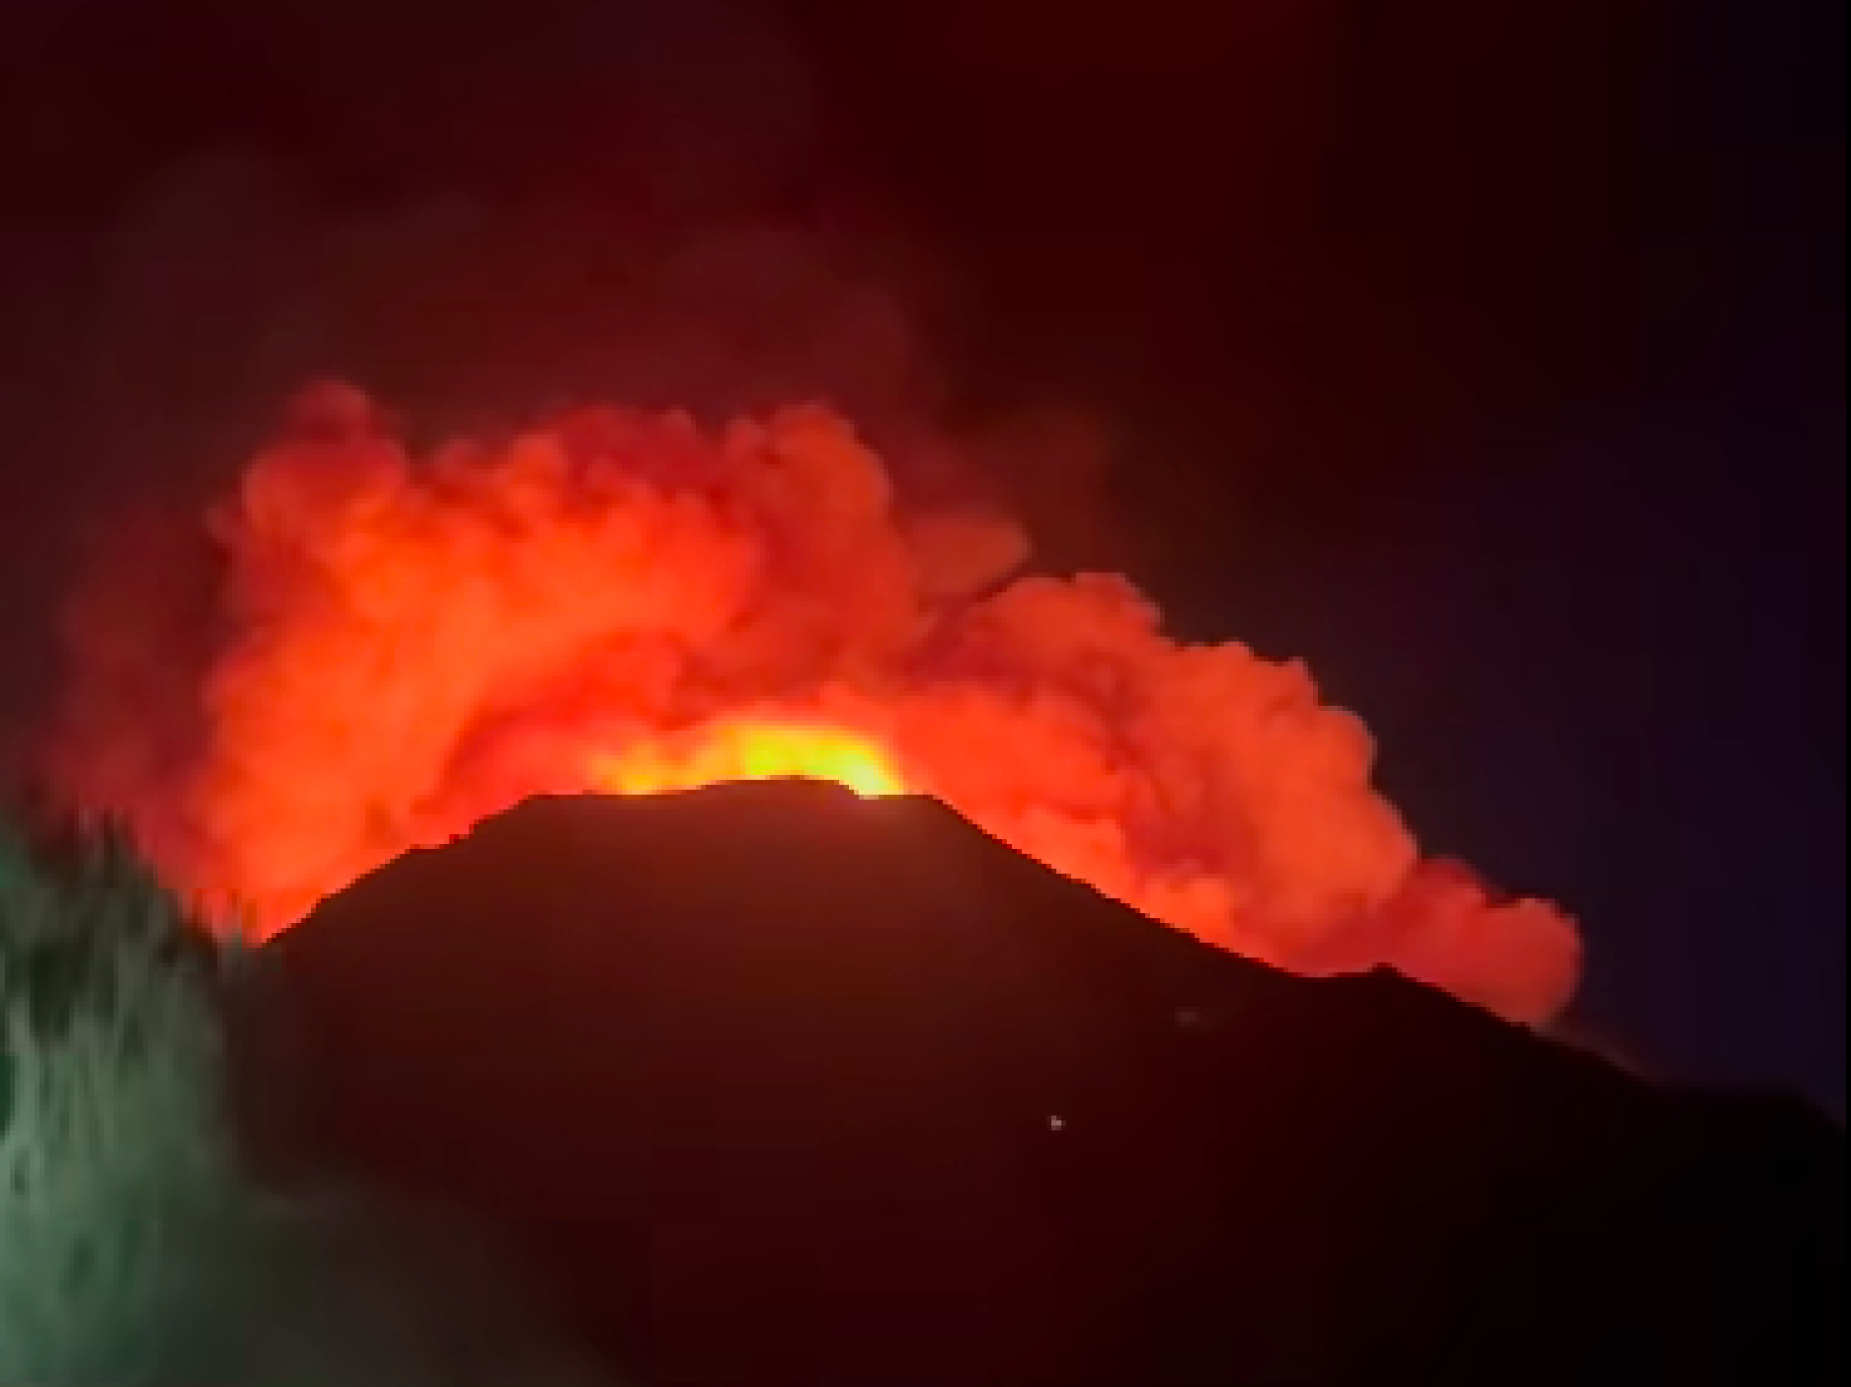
[48,391,1580,1028]
[252,780,1843,1386]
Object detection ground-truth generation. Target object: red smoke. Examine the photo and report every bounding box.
[46,382,1579,1024]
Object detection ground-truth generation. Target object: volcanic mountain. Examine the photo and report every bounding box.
[252,780,1844,1386]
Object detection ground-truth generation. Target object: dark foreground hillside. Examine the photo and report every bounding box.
[256,783,1845,1386]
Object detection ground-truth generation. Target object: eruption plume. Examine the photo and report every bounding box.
[46,382,1579,1024]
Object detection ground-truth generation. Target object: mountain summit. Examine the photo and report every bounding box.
[259,782,1844,1385]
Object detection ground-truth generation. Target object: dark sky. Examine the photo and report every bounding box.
[1,0,1842,1110]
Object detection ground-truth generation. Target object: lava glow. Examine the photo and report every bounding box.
[591,717,908,800]
[47,382,1581,1024]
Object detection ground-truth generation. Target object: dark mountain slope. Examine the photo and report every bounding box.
[256,782,1844,1385]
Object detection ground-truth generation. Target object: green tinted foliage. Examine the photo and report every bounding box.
[1,820,240,1384]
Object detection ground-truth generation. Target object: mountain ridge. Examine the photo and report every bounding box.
[255,782,1844,1385]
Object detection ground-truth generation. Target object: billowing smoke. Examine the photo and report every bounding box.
[44,381,1578,1025]
[16,0,1575,1027]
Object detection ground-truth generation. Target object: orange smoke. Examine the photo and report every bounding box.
[46,382,1579,1023]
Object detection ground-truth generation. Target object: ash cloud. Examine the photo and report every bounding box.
[45,0,1110,515]
[0,0,1120,760]
[17,0,1579,1029]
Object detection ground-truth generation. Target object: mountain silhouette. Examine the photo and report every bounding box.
[252,782,1844,1385]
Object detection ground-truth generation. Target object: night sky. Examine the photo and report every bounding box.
[1,0,1842,1111]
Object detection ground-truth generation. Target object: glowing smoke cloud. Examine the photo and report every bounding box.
[47,383,1579,1024]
